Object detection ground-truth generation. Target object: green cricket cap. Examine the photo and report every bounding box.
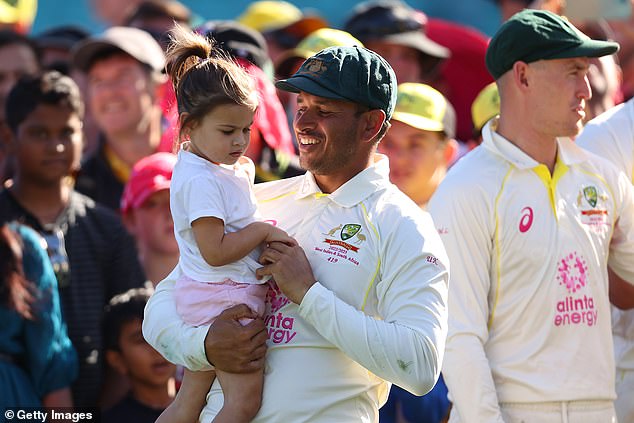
[275,45,397,120]
[486,9,619,80]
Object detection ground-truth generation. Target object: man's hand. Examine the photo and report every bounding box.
[204,304,268,373]
[257,241,316,304]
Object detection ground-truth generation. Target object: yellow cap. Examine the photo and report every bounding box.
[275,28,363,76]
[237,1,303,33]
[471,82,500,132]
[0,0,37,32]
[392,83,456,139]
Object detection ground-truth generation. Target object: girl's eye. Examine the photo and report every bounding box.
[220,129,234,135]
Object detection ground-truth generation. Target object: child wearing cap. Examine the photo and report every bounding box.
[379,83,458,209]
[121,152,179,286]
[154,25,296,423]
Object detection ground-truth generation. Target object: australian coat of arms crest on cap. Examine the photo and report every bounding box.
[300,58,327,77]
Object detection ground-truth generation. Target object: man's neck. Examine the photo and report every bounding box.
[496,118,559,174]
[9,178,71,226]
[131,379,175,410]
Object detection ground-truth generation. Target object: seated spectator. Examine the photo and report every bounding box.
[379,83,458,209]
[71,26,168,211]
[102,286,176,423]
[344,0,450,85]
[0,70,145,406]
[121,152,178,286]
[0,222,77,408]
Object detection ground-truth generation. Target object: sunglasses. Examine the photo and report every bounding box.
[41,228,70,288]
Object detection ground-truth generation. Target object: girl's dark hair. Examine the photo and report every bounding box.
[165,25,258,144]
[0,225,36,320]
[5,70,84,134]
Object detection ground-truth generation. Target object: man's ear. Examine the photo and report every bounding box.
[105,350,129,376]
[361,109,386,143]
[444,138,459,166]
[121,211,137,236]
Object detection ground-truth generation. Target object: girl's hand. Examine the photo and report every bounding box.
[265,225,296,246]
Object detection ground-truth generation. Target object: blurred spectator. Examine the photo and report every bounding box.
[71,26,168,211]
[469,81,500,149]
[90,0,143,27]
[124,0,192,51]
[425,19,493,142]
[0,0,36,34]
[102,286,176,423]
[121,152,178,286]
[198,20,300,181]
[0,70,145,406]
[0,222,77,408]
[344,0,450,85]
[378,82,456,423]
[237,0,327,66]
[379,82,458,209]
[33,25,100,158]
[34,25,90,75]
[0,29,40,182]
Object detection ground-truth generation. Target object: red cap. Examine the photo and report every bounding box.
[120,152,177,213]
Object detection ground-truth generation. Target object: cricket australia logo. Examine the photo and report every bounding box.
[583,186,597,208]
[341,224,361,240]
[321,223,366,252]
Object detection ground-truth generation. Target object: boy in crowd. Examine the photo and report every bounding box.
[102,286,176,423]
[120,152,178,286]
[379,82,458,209]
[0,70,145,406]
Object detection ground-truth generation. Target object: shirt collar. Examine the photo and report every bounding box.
[294,153,391,207]
[481,118,590,170]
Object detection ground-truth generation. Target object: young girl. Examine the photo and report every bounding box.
[157,25,295,423]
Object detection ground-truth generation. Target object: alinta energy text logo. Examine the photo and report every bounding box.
[554,251,597,327]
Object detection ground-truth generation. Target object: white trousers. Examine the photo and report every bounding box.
[615,369,634,423]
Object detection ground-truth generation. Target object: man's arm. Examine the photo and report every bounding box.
[142,265,267,372]
[257,213,449,396]
[428,181,506,422]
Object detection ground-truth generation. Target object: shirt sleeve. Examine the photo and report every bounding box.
[428,180,506,422]
[19,225,78,397]
[607,170,634,285]
[298,212,449,396]
[142,264,213,371]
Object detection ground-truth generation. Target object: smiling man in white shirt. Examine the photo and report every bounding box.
[143,45,449,422]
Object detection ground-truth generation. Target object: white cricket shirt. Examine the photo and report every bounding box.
[428,120,634,422]
[577,99,634,373]
[144,154,449,422]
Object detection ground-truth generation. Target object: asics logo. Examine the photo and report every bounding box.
[519,207,533,233]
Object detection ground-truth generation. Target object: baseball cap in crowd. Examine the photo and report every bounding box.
[343,0,449,60]
[392,83,456,139]
[197,20,270,71]
[237,1,327,48]
[121,152,177,214]
[486,9,619,80]
[72,26,166,73]
[275,28,363,79]
[35,25,90,51]
[471,82,500,133]
[276,45,397,120]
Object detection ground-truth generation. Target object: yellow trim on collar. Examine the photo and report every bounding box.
[103,144,132,183]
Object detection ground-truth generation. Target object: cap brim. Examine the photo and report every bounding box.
[553,39,619,59]
[72,40,124,72]
[275,75,350,102]
[378,31,450,59]
[392,111,445,133]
